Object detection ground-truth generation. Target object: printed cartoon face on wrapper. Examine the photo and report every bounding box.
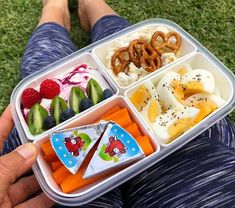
[64,135,85,157]
[50,122,108,174]
[105,136,127,158]
[83,122,145,179]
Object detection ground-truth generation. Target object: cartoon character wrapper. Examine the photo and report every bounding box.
[83,122,145,179]
[50,122,108,174]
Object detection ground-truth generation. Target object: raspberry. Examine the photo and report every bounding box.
[40,79,60,99]
[21,88,42,109]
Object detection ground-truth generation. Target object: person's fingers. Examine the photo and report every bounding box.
[8,175,41,206]
[15,192,54,208]
[0,105,14,150]
[0,143,38,194]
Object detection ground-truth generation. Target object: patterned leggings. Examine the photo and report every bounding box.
[2,15,235,208]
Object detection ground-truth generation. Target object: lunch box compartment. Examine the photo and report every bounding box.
[13,52,119,141]
[92,23,197,92]
[125,52,234,146]
[33,96,160,204]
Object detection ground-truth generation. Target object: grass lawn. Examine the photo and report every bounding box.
[0,0,234,122]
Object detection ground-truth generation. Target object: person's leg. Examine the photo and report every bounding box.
[124,117,235,208]
[55,188,124,208]
[39,0,70,31]
[78,0,117,32]
[21,0,77,79]
[1,0,77,156]
[78,0,131,42]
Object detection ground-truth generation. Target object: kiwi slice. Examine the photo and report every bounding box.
[69,86,86,113]
[50,96,68,125]
[27,104,48,135]
[86,78,103,105]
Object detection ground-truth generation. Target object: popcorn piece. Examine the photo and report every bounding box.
[117,72,130,86]
[129,73,138,83]
[161,53,177,66]
[128,63,149,77]
[128,62,142,75]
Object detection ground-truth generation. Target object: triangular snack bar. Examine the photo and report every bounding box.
[50,121,108,174]
[83,122,144,179]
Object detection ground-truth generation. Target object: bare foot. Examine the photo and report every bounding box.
[42,0,70,31]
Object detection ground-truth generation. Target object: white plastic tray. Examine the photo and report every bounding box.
[10,18,235,206]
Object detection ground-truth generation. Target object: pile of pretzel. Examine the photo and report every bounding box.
[111,31,181,75]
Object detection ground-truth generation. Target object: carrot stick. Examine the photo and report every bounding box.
[100,108,132,128]
[43,153,58,163]
[41,141,58,163]
[53,143,98,185]
[60,163,112,193]
[136,136,154,156]
[60,144,117,193]
[53,166,71,185]
[60,144,124,193]
[51,160,63,172]
[41,141,54,156]
[99,105,121,119]
[125,123,142,139]
[41,141,51,149]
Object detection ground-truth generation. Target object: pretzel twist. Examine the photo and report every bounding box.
[111,47,130,75]
[128,39,146,67]
[140,43,161,72]
[151,31,181,55]
[111,31,181,75]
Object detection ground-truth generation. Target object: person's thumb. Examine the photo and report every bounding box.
[0,143,38,193]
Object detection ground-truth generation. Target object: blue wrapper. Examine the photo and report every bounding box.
[83,122,145,178]
[50,122,108,174]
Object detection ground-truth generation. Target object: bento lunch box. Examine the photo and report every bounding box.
[10,18,235,206]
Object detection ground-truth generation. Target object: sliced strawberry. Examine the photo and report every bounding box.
[40,79,60,99]
[21,88,42,109]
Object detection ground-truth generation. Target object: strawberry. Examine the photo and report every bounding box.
[21,88,42,109]
[40,79,60,99]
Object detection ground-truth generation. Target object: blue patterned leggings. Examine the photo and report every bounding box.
[2,15,235,207]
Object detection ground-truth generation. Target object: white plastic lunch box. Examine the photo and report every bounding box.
[10,18,235,206]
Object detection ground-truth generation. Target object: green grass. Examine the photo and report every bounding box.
[0,0,234,122]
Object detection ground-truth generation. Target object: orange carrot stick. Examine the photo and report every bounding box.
[53,143,98,185]
[41,141,54,156]
[60,144,116,193]
[125,123,142,139]
[41,141,51,149]
[51,160,63,172]
[99,105,121,119]
[43,153,58,163]
[41,141,58,163]
[100,108,132,128]
[53,166,71,185]
[60,163,115,193]
[136,135,154,156]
